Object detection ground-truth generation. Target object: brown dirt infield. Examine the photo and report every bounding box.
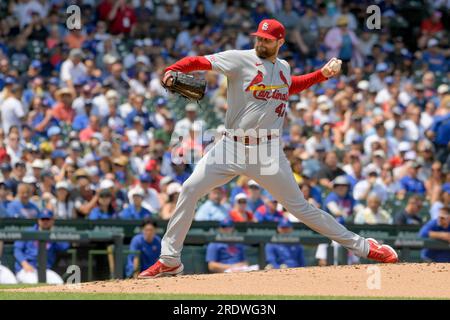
[14,263,450,298]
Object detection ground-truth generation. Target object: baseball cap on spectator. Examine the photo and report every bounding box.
[427,38,439,48]
[14,161,26,168]
[302,169,314,179]
[5,77,16,85]
[87,166,99,177]
[40,170,53,179]
[219,218,235,228]
[139,173,152,183]
[333,175,350,186]
[357,80,369,91]
[410,161,422,169]
[373,150,386,158]
[392,106,403,116]
[74,168,89,179]
[47,126,61,137]
[136,56,150,66]
[235,193,248,202]
[55,180,70,190]
[48,77,59,86]
[364,164,380,176]
[138,136,150,147]
[0,163,12,172]
[51,149,67,159]
[103,54,118,65]
[437,84,449,95]
[133,116,144,125]
[99,189,112,198]
[167,182,182,196]
[113,156,128,167]
[251,19,285,40]
[398,142,411,153]
[336,16,348,27]
[156,97,167,106]
[31,159,45,169]
[30,60,42,69]
[278,218,293,229]
[414,83,425,91]
[131,186,145,198]
[385,76,394,85]
[295,101,308,111]
[106,90,119,100]
[248,180,260,188]
[37,209,54,220]
[99,179,114,190]
[91,132,103,141]
[375,63,388,73]
[69,48,84,59]
[70,141,83,152]
[185,103,198,112]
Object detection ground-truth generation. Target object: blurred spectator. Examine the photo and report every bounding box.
[229,193,255,222]
[126,218,161,278]
[49,181,75,220]
[108,0,137,35]
[399,161,426,195]
[354,193,392,225]
[60,49,87,91]
[88,189,118,220]
[206,219,255,273]
[14,210,69,284]
[195,186,229,221]
[419,206,450,262]
[265,219,305,269]
[160,182,181,220]
[254,195,284,223]
[6,183,40,218]
[1,84,25,134]
[353,164,388,203]
[324,176,355,224]
[394,195,424,225]
[430,183,450,220]
[318,152,346,190]
[120,186,153,219]
[52,88,75,124]
[128,173,161,214]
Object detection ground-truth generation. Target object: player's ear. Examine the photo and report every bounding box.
[278,39,285,48]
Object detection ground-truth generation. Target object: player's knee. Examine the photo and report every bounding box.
[180,182,202,199]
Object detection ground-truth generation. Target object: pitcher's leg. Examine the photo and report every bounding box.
[160,141,238,266]
[248,155,369,258]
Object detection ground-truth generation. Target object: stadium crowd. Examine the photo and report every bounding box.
[0,0,450,283]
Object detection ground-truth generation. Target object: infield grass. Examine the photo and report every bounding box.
[0,286,446,300]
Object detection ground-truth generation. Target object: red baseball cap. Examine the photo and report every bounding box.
[251,19,285,40]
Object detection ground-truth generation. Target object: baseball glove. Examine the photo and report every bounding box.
[162,71,207,101]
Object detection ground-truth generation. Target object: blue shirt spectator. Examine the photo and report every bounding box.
[399,162,426,195]
[88,189,118,220]
[6,183,40,218]
[265,219,305,269]
[14,211,70,273]
[255,197,284,223]
[126,219,161,278]
[195,187,230,221]
[119,187,153,220]
[419,207,450,262]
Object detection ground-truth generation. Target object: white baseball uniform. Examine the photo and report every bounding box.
[160,49,369,266]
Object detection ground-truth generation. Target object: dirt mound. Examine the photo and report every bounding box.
[15,263,450,298]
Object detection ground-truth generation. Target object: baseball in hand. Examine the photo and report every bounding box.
[321,58,342,78]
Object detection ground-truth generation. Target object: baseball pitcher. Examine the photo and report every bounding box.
[139,19,398,278]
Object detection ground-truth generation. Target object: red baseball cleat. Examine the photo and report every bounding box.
[138,260,184,279]
[367,238,399,263]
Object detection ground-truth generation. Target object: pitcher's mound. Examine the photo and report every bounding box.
[17,263,450,298]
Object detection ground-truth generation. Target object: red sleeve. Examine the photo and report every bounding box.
[165,56,212,74]
[289,69,328,96]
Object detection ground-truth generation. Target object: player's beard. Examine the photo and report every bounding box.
[255,44,278,59]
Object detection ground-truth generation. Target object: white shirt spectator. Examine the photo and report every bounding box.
[92,94,110,119]
[354,207,392,224]
[60,59,87,85]
[1,96,25,134]
[128,185,161,213]
[353,178,388,203]
[173,118,206,141]
[155,4,180,22]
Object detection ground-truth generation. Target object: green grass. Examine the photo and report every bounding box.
[0,290,446,300]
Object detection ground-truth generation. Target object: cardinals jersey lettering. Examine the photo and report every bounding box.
[205,49,291,134]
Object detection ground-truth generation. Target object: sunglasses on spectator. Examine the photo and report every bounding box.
[237,200,247,204]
